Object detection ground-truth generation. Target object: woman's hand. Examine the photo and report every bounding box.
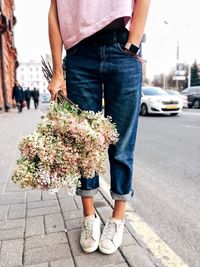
[48,74,67,100]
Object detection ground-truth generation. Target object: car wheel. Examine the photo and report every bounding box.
[170,113,178,116]
[193,99,200,109]
[141,104,148,116]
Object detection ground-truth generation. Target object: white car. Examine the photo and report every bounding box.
[166,89,188,108]
[140,87,183,116]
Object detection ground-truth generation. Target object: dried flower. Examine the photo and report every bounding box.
[12,101,119,195]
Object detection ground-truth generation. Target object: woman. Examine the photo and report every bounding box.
[48,0,151,255]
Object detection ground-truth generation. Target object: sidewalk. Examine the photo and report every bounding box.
[0,107,155,267]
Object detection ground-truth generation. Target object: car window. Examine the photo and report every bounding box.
[142,87,168,96]
[167,90,180,95]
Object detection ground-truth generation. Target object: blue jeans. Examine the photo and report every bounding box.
[65,41,142,201]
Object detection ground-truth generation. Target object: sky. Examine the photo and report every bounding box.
[14,0,200,79]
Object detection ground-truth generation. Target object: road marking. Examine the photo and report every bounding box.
[100,177,189,267]
[181,124,200,130]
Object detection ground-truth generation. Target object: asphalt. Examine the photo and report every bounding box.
[132,109,200,267]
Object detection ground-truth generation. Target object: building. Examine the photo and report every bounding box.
[17,55,52,95]
[0,0,18,111]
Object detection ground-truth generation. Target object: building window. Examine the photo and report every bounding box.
[30,67,32,72]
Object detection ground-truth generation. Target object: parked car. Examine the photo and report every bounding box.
[166,89,188,108]
[140,87,183,116]
[181,86,200,108]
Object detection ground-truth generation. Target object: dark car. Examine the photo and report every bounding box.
[181,86,200,108]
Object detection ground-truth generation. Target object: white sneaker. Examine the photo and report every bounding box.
[80,213,101,253]
[99,217,125,254]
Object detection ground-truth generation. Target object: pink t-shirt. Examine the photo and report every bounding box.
[56,0,135,49]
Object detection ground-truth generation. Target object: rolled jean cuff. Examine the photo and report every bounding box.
[110,189,134,201]
[76,187,99,197]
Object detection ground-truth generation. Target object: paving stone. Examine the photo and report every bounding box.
[27,190,41,202]
[24,243,71,265]
[0,192,25,204]
[27,199,58,209]
[8,203,26,219]
[74,250,125,267]
[73,196,83,210]
[115,264,129,267]
[95,191,106,200]
[25,263,48,267]
[65,217,83,231]
[27,205,60,217]
[0,227,24,241]
[121,231,138,248]
[0,218,25,229]
[96,206,113,224]
[63,210,83,221]
[50,258,75,267]
[5,182,26,192]
[42,190,57,200]
[25,232,68,250]
[0,205,8,220]
[26,216,45,237]
[0,182,4,193]
[45,213,65,233]
[59,198,78,212]
[67,229,84,257]
[0,239,23,266]
[57,189,70,200]
[121,244,155,267]
[94,199,108,209]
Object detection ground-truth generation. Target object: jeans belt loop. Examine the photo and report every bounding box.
[113,31,117,43]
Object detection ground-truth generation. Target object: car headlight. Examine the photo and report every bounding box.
[150,99,161,104]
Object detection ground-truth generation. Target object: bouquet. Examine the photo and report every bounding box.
[11,58,119,194]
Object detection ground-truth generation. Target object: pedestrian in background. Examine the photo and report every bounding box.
[48,0,151,255]
[24,87,32,109]
[32,87,40,109]
[12,81,24,113]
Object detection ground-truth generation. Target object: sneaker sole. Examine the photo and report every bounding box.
[98,244,118,255]
[81,243,99,253]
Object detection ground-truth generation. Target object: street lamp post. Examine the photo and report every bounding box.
[188,62,191,88]
[163,20,169,89]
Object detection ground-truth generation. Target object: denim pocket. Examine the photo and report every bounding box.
[116,43,141,63]
[116,42,130,55]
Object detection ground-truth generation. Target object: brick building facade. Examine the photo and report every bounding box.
[0,0,17,111]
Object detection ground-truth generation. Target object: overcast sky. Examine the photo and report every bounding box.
[14,0,200,79]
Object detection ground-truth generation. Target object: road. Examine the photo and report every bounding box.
[132,109,200,267]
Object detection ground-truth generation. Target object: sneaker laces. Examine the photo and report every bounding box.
[82,220,94,240]
[101,220,117,241]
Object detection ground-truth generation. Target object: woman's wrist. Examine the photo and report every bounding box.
[127,33,142,47]
[53,70,64,78]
